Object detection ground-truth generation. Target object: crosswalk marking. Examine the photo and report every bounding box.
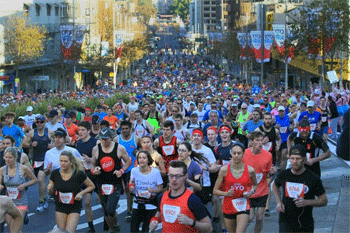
[321,167,349,179]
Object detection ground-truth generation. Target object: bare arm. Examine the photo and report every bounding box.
[21,130,33,148]
[118,145,131,172]
[18,166,38,191]
[213,166,230,197]
[76,177,95,200]
[272,182,285,213]
[20,153,32,170]
[5,197,23,233]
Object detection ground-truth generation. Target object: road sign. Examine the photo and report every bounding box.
[327,70,339,83]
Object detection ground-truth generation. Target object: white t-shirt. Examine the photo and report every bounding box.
[44,146,82,171]
[192,145,216,187]
[128,102,139,112]
[24,114,36,128]
[173,127,189,142]
[46,122,67,133]
[130,167,163,210]
[193,109,206,122]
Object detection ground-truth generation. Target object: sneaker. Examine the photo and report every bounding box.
[125,212,132,220]
[43,200,49,209]
[87,226,95,233]
[23,212,29,225]
[265,209,270,217]
[36,202,44,212]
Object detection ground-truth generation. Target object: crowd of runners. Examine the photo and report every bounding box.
[0,49,349,233]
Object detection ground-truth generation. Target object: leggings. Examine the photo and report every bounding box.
[98,185,121,217]
[130,208,157,233]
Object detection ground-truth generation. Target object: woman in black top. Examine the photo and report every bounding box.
[48,150,95,233]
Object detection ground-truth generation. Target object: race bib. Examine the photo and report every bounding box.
[310,123,316,131]
[322,117,327,122]
[58,192,74,204]
[222,160,230,166]
[232,198,248,212]
[137,190,151,199]
[263,142,272,151]
[101,184,114,195]
[163,145,175,156]
[280,127,287,134]
[256,173,263,184]
[285,182,305,198]
[7,187,21,199]
[163,204,181,223]
[33,161,44,169]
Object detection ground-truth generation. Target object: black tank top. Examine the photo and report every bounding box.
[33,128,50,161]
[259,125,277,154]
[320,107,329,127]
[96,143,122,186]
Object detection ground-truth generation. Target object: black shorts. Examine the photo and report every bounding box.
[55,204,81,214]
[250,195,268,208]
[280,141,288,150]
[279,218,314,233]
[223,211,249,219]
[195,186,212,205]
[122,171,131,185]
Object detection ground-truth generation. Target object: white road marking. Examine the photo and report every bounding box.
[314,227,332,232]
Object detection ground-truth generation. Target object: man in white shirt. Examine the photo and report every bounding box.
[44,128,82,174]
[24,106,36,128]
[193,101,206,122]
[46,110,67,133]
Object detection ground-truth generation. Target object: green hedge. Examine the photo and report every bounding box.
[0,94,130,118]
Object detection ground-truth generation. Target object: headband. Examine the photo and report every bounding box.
[85,107,92,111]
[219,126,232,134]
[207,126,218,134]
[298,126,310,132]
[192,129,204,138]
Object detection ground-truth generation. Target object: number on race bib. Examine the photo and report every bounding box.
[263,142,272,151]
[310,124,316,131]
[101,184,114,195]
[222,160,230,166]
[7,187,21,199]
[232,198,248,212]
[58,192,74,204]
[33,161,44,169]
[162,145,175,156]
[137,190,151,199]
[163,204,181,223]
[322,117,327,122]
[280,127,287,134]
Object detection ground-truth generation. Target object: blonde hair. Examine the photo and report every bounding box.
[60,150,83,175]
[4,147,18,158]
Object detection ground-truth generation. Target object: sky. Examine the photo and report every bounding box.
[0,0,33,17]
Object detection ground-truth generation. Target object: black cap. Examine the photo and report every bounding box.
[92,115,100,124]
[65,111,76,119]
[99,128,112,139]
[54,128,67,137]
[49,109,58,117]
[289,144,306,158]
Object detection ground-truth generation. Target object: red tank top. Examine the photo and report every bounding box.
[222,163,252,215]
[158,136,178,172]
[160,189,198,233]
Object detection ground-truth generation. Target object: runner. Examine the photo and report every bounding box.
[22,114,54,212]
[114,120,140,221]
[46,110,67,133]
[213,142,258,233]
[140,135,166,176]
[298,101,322,133]
[90,115,101,138]
[103,107,119,130]
[318,96,330,142]
[173,114,190,142]
[0,147,38,226]
[64,112,79,146]
[149,160,212,233]
[90,128,131,232]
[0,196,23,233]
[129,150,163,233]
[47,150,95,233]
[76,121,98,232]
[272,144,328,232]
[242,131,277,233]
[2,112,25,148]
[133,110,154,138]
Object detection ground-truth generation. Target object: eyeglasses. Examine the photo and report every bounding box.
[36,121,45,124]
[178,149,188,153]
[168,174,185,180]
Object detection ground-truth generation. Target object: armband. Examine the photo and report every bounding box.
[90,169,95,175]
[128,183,135,189]
[119,169,125,174]
[150,216,161,223]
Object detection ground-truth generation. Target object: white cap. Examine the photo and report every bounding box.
[278,106,285,111]
[26,106,33,112]
[307,100,314,107]
[18,116,25,120]
[254,104,260,108]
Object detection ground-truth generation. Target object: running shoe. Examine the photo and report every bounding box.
[265,209,270,217]
[87,226,95,233]
[43,199,49,209]
[36,202,44,212]
[125,212,132,220]
[23,212,29,225]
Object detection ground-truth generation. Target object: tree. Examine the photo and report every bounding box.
[168,0,190,22]
[289,0,350,86]
[4,15,46,86]
[136,0,158,25]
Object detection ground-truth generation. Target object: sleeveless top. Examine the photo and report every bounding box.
[96,143,122,187]
[118,134,137,173]
[222,164,251,215]
[275,115,290,143]
[4,163,28,207]
[134,120,151,138]
[32,128,50,164]
[259,126,277,155]
[160,189,198,233]
[214,141,235,166]
[319,107,329,127]
[157,136,178,172]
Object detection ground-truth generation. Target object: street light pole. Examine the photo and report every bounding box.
[260,4,264,87]
[285,0,288,91]
[113,3,116,89]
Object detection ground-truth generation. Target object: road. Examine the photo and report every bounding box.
[3,141,347,233]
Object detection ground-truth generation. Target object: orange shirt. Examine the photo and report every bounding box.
[64,123,79,142]
[103,115,119,129]
[242,148,272,198]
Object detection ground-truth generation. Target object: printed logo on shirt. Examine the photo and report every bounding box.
[163,204,181,223]
[100,156,115,172]
[263,142,272,151]
[306,144,311,150]
[285,182,305,198]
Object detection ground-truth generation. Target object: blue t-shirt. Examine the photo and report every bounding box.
[186,160,202,184]
[243,120,263,133]
[2,124,25,147]
[298,111,321,132]
[93,112,108,121]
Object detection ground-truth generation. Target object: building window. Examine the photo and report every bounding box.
[204,13,210,17]
[47,4,51,16]
[204,7,210,11]
[55,6,59,16]
[35,4,40,16]
[211,1,216,4]
[212,14,216,18]
[204,1,210,4]
[23,4,29,15]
